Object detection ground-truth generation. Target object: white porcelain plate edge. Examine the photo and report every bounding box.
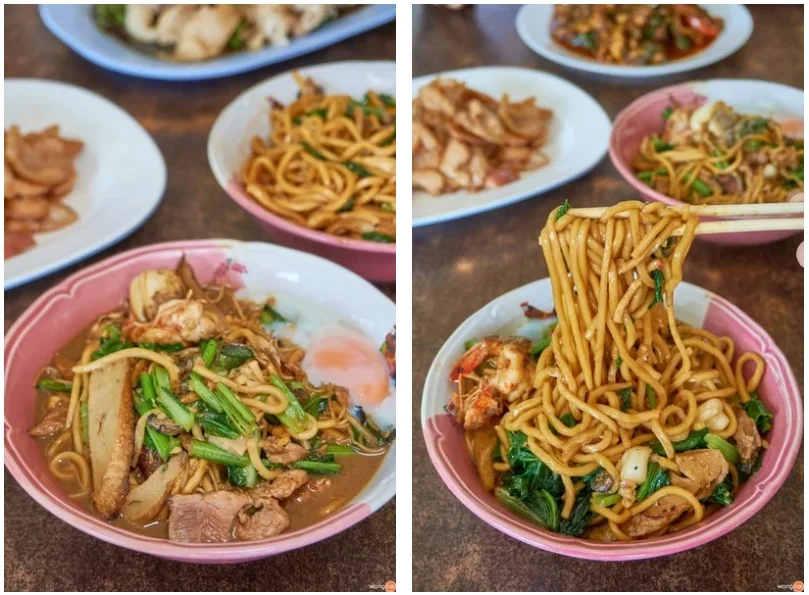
[412,67,611,227]
[516,4,753,79]
[4,79,166,290]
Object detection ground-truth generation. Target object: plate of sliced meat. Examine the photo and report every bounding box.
[4,79,166,290]
[412,67,611,227]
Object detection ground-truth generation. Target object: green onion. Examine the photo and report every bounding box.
[198,417,240,439]
[591,492,621,508]
[36,379,72,393]
[615,356,623,368]
[646,385,657,409]
[226,18,247,50]
[139,373,158,408]
[301,141,327,160]
[153,366,171,391]
[303,394,327,417]
[324,444,357,456]
[652,136,674,152]
[216,383,256,429]
[271,375,309,434]
[691,178,713,197]
[378,93,396,107]
[138,342,185,353]
[260,304,288,325]
[361,232,395,243]
[531,337,552,360]
[134,383,178,461]
[290,460,343,475]
[80,402,89,446]
[201,339,218,368]
[674,34,692,50]
[556,199,571,220]
[662,107,673,120]
[337,196,356,213]
[344,161,373,178]
[189,373,224,413]
[156,385,195,432]
[651,268,664,306]
[618,387,632,411]
[744,139,765,152]
[464,338,478,350]
[188,439,250,467]
[704,433,739,464]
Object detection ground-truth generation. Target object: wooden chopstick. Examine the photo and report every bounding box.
[569,202,805,219]
[673,218,804,236]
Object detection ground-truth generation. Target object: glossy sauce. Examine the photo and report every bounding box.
[34,317,388,539]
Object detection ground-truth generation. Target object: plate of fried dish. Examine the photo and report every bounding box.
[516,4,753,78]
[412,67,610,227]
[39,4,395,81]
[611,79,804,245]
[422,201,801,560]
[5,79,166,290]
[209,61,396,282]
[5,239,396,562]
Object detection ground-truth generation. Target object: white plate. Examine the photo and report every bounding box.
[4,79,166,290]
[39,4,395,81]
[412,67,610,227]
[516,4,753,78]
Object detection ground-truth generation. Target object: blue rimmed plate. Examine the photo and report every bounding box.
[39,4,396,81]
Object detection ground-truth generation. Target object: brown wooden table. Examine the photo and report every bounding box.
[413,5,804,592]
[4,5,395,591]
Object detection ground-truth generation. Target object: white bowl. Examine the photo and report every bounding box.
[4,79,166,290]
[516,4,753,79]
[412,67,610,227]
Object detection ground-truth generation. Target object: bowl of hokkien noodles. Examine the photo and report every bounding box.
[208,61,396,282]
[610,79,804,246]
[5,239,396,563]
[421,201,801,560]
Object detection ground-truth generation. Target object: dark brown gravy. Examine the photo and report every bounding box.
[34,318,389,540]
[554,37,716,64]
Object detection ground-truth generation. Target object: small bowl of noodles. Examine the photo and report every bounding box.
[421,201,802,560]
[610,79,804,246]
[208,61,396,282]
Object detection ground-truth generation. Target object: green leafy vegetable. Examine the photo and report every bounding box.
[649,428,708,456]
[691,178,713,197]
[80,402,89,446]
[271,375,309,434]
[301,141,327,160]
[704,433,739,464]
[662,107,673,120]
[646,385,657,409]
[530,336,552,360]
[189,439,250,467]
[708,475,733,506]
[636,462,669,502]
[743,391,773,434]
[226,18,247,50]
[94,4,126,28]
[228,463,258,487]
[377,93,396,107]
[503,431,564,498]
[290,460,343,475]
[559,413,576,428]
[591,492,621,508]
[337,196,356,213]
[344,161,373,178]
[559,488,593,536]
[200,339,218,368]
[189,372,224,413]
[464,338,478,350]
[138,342,184,353]
[496,487,560,531]
[652,136,674,152]
[92,324,134,360]
[156,385,195,432]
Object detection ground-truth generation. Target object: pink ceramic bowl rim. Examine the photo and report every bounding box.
[4,239,392,562]
[223,178,396,255]
[609,79,804,211]
[422,279,803,561]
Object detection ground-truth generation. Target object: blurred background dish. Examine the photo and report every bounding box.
[611,79,804,245]
[208,61,396,282]
[39,4,396,81]
[4,79,166,290]
[412,67,610,227]
[516,4,753,78]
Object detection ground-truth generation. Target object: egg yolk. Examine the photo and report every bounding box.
[303,331,390,407]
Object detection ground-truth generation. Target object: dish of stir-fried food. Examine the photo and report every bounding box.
[4,125,83,259]
[448,201,773,541]
[550,4,723,65]
[93,5,354,62]
[633,101,804,204]
[30,259,394,543]
[412,79,552,195]
[239,73,396,243]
